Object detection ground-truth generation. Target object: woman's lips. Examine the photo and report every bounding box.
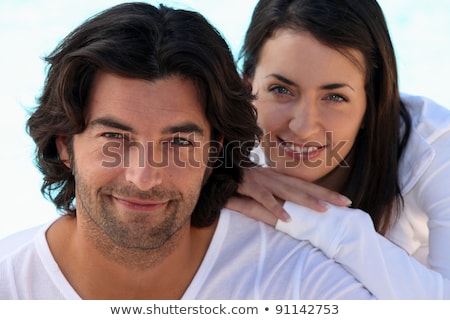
[279,138,326,160]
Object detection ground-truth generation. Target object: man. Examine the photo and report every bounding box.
[0,2,373,299]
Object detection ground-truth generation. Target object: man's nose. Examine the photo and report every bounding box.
[124,142,163,191]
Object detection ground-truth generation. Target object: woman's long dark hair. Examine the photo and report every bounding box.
[241,0,412,234]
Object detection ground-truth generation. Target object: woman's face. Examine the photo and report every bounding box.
[250,29,367,186]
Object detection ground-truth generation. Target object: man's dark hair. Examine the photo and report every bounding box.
[27,2,262,227]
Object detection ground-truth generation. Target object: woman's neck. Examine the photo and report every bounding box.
[315,149,354,193]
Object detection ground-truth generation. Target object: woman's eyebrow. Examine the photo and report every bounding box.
[320,83,355,92]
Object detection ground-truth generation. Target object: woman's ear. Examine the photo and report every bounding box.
[243,73,253,87]
[55,136,71,168]
[243,73,257,102]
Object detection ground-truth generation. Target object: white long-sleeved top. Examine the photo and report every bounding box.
[276,94,450,299]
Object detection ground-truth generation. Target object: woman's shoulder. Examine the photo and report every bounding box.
[399,93,450,194]
[401,93,450,140]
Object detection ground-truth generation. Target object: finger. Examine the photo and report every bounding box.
[253,168,352,207]
[241,172,328,213]
[237,181,291,221]
[285,180,352,207]
[226,196,277,227]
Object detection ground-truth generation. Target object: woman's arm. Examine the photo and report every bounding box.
[277,202,450,299]
[228,162,450,298]
[233,166,352,221]
[408,135,450,279]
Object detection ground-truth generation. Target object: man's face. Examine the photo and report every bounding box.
[57,72,212,250]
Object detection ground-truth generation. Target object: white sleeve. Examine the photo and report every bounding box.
[297,243,375,300]
[412,134,450,279]
[276,202,450,299]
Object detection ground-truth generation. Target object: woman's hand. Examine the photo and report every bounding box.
[226,166,352,222]
[227,196,279,227]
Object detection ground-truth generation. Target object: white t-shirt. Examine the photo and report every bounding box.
[0,209,373,300]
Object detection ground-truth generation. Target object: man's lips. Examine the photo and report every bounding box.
[113,196,169,211]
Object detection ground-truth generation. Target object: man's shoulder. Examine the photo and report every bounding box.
[219,208,312,251]
[0,218,78,299]
[0,223,49,260]
[194,209,373,299]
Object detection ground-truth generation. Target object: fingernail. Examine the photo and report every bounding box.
[279,209,291,222]
[339,195,352,206]
[318,200,330,210]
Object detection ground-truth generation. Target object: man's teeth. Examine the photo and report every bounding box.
[284,142,320,153]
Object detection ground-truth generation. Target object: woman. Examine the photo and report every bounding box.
[228,0,450,299]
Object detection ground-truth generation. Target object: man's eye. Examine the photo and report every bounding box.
[102,132,124,139]
[170,137,192,146]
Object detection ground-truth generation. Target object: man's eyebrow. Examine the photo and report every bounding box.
[89,117,134,132]
[88,118,205,136]
[161,123,205,136]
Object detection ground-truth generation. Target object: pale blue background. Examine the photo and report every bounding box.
[1,0,449,239]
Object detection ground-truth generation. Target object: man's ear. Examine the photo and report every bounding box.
[215,135,224,157]
[206,135,224,168]
[217,135,224,150]
[55,136,71,168]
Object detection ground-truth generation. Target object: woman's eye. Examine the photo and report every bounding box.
[269,85,291,95]
[326,94,347,102]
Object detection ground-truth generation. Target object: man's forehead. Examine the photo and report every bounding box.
[85,72,211,135]
[88,116,206,137]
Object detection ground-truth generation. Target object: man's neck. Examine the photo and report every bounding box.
[46,215,217,299]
